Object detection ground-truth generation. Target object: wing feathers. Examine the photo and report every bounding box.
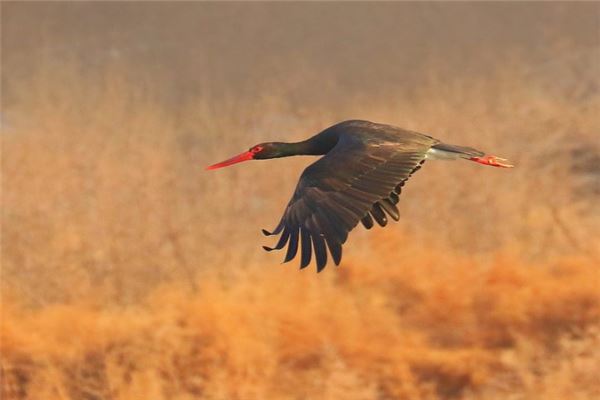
[263,130,436,271]
[312,211,344,267]
[263,227,290,251]
[311,233,328,272]
[370,203,388,226]
[379,199,400,221]
[300,227,312,269]
[284,226,300,263]
[361,213,374,229]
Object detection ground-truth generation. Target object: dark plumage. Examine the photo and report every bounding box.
[207,120,513,272]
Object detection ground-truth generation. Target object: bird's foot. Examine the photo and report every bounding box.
[470,155,514,168]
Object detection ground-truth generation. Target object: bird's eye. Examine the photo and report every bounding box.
[251,145,263,154]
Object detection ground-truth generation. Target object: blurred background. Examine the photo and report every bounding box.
[1,2,599,399]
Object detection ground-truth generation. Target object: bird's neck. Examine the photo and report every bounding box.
[282,141,326,156]
[280,129,340,156]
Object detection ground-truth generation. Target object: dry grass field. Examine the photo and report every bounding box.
[2,2,600,399]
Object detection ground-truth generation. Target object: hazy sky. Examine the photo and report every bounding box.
[3,2,598,105]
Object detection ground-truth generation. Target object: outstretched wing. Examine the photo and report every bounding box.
[263,131,437,272]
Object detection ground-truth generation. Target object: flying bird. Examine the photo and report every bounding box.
[207,120,513,272]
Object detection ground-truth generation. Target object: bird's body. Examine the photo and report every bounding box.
[207,120,512,272]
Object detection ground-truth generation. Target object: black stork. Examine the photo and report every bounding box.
[207,120,513,272]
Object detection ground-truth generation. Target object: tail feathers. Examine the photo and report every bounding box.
[429,143,513,167]
[430,143,485,158]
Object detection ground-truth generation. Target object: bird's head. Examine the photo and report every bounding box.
[206,142,285,170]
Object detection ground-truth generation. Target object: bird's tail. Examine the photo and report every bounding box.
[428,143,513,168]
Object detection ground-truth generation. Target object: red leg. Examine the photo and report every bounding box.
[469,155,514,168]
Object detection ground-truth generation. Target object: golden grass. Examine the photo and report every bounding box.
[2,50,600,398]
[2,246,599,399]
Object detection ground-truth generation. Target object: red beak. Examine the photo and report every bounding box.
[206,151,254,170]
